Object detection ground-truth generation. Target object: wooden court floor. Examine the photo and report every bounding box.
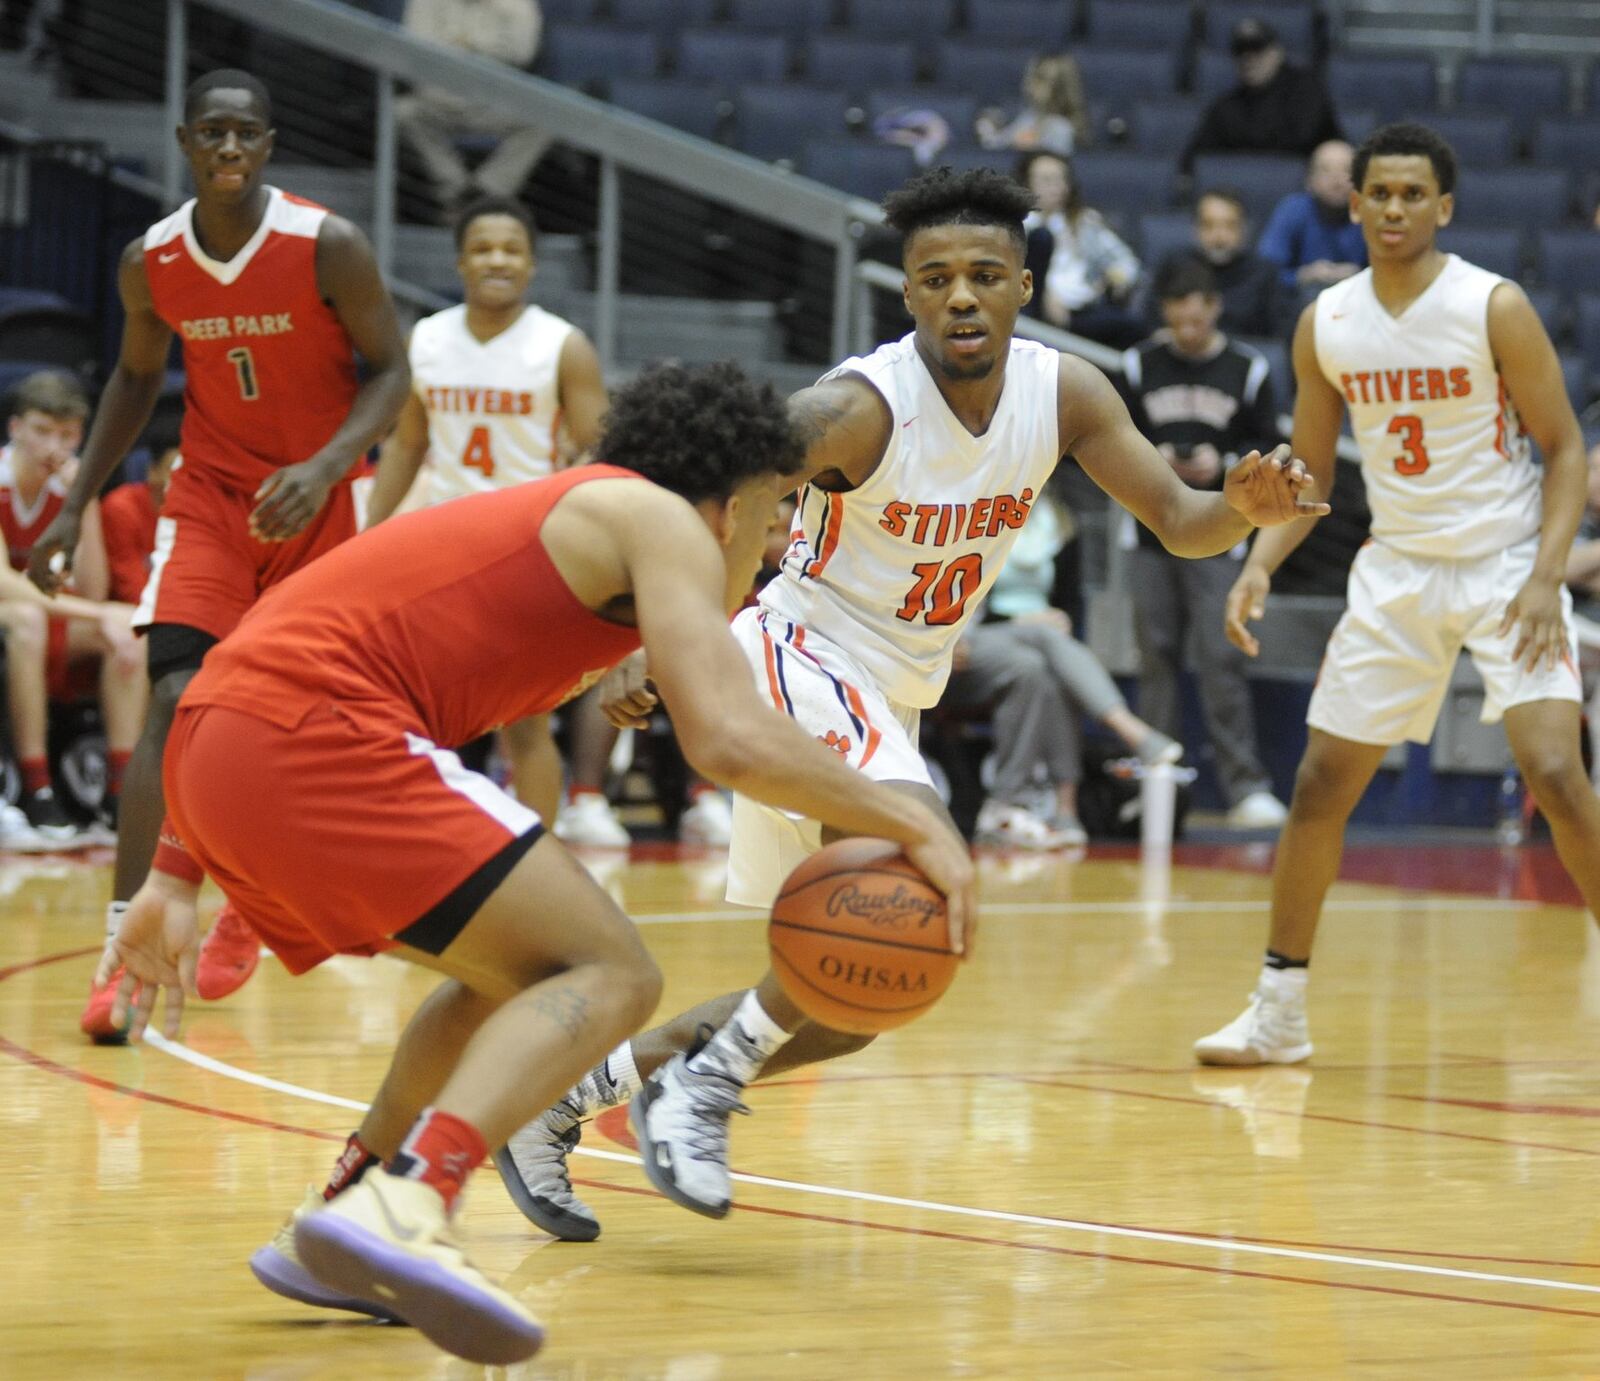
[5,839,1600,1379]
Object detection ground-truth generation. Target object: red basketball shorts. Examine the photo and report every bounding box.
[46,615,99,702]
[132,463,357,641]
[165,698,543,974]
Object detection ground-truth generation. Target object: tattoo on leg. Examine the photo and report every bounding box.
[531,987,590,1042]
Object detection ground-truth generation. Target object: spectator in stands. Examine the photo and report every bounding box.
[1258,139,1366,297]
[99,422,177,607]
[1180,19,1342,174]
[396,0,547,219]
[1155,187,1284,338]
[0,372,144,844]
[1020,151,1145,349]
[977,54,1090,158]
[1121,259,1287,827]
[943,493,1184,848]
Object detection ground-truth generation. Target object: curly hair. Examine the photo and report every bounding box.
[184,68,272,125]
[1353,122,1457,196]
[453,194,537,250]
[598,361,804,503]
[882,166,1036,252]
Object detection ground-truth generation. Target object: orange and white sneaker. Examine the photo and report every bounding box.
[295,1169,545,1365]
[195,902,261,1001]
[79,963,130,1045]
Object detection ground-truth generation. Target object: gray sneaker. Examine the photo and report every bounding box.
[494,1100,600,1242]
[630,1051,750,1220]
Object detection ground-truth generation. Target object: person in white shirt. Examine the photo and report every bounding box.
[496,167,1323,1238]
[1194,123,1600,1067]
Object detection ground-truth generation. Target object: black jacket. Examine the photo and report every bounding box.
[1180,64,1342,172]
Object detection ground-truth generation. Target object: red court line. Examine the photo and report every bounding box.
[1391,1093,1600,1120]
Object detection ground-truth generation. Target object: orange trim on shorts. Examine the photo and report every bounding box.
[760,627,787,711]
[1493,379,1508,461]
[805,493,844,579]
[843,681,882,769]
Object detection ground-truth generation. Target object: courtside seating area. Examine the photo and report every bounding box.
[346,0,1596,405]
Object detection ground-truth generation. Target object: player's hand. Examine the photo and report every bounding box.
[97,872,201,1041]
[901,806,977,958]
[599,651,658,729]
[1500,573,1568,674]
[26,506,82,593]
[1224,563,1272,657]
[250,459,338,542]
[1224,444,1329,527]
[98,605,143,675]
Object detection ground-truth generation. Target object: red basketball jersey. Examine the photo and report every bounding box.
[183,464,645,747]
[144,186,360,494]
[0,445,70,573]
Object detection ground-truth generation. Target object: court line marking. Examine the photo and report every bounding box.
[627,896,1539,925]
[143,1030,1600,1299]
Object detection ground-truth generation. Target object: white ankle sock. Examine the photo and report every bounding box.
[106,900,127,941]
[601,1041,640,1103]
[1260,965,1308,999]
[688,990,793,1084]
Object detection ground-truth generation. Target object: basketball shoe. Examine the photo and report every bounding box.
[552,792,630,848]
[630,1034,752,1219]
[1193,975,1312,1066]
[494,1097,600,1242]
[250,1186,406,1322]
[975,798,1081,850]
[294,1168,545,1365]
[679,791,733,846]
[195,901,261,1001]
[79,965,130,1044]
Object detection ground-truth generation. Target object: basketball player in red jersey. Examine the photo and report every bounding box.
[98,363,974,1366]
[28,69,411,1038]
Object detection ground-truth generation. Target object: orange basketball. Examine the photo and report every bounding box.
[768,838,960,1035]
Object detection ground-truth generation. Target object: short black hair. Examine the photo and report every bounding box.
[453,194,537,250]
[1195,186,1248,220]
[598,361,804,504]
[882,166,1035,254]
[1353,122,1457,196]
[1156,257,1219,301]
[184,68,272,125]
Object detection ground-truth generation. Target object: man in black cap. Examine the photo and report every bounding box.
[1180,19,1343,174]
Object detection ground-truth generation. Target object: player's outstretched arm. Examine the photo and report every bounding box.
[1061,352,1325,559]
[29,240,171,593]
[619,487,974,944]
[250,217,412,541]
[783,376,894,493]
[1489,281,1588,671]
[364,389,430,528]
[100,869,200,1042]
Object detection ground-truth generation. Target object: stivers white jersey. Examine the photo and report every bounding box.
[1314,255,1539,560]
[409,302,574,505]
[760,333,1062,708]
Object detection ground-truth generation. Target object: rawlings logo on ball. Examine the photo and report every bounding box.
[824,882,941,931]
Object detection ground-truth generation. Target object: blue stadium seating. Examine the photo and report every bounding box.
[725,0,840,34]
[1137,211,1195,265]
[1130,98,1202,157]
[0,288,71,316]
[1532,117,1600,172]
[675,28,790,83]
[965,0,1076,49]
[1425,113,1517,167]
[1522,286,1565,344]
[733,84,850,160]
[1201,3,1316,58]
[1082,0,1192,49]
[805,34,918,90]
[938,147,1014,176]
[607,78,727,142]
[846,0,958,37]
[1453,167,1572,233]
[1535,229,1600,293]
[1075,47,1185,113]
[1577,295,1600,380]
[865,89,980,140]
[1560,351,1589,407]
[800,140,919,200]
[1327,55,1436,123]
[1437,225,1524,280]
[1070,151,1176,219]
[1339,106,1380,147]
[1190,48,1238,102]
[929,40,1037,102]
[1454,58,1568,140]
[1235,334,1292,405]
[610,0,720,37]
[537,0,597,21]
[544,25,661,85]
[1190,153,1303,227]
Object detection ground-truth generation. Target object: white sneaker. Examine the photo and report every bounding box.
[0,802,54,853]
[553,793,630,848]
[975,798,1081,850]
[249,1185,405,1321]
[294,1168,544,1365]
[1194,983,1312,1066]
[494,1098,601,1242]
[1227,790,1289,829]
[630,1048,750,1219]
[679,792,733,846]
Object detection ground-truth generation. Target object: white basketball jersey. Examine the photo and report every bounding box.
[760,333,1062,708]
[1314,255,1540,559]
[408,302,574,504]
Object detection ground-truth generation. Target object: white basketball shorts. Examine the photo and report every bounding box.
[1307,538,1582,746]
[725,605,932,908]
